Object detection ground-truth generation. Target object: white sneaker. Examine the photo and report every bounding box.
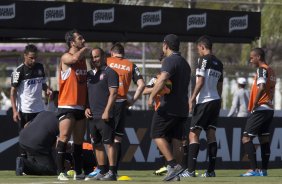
[58,172,69,181]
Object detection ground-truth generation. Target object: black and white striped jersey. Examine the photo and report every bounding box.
[196,54,223,104]
[11,63,46,113]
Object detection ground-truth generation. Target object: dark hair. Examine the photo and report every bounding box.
[251,48,265,61]
[110,43,125,56]
[196,35,212,50]
[163,34,180,52]
[65,29,79,48]
[24,44,38,54]
[92,47,105,58]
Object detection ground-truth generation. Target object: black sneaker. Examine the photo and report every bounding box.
[100,170,117,181]
[15,157,24,176]
[163,164,184,181]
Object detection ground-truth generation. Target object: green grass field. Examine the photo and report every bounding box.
[1,170,282,184]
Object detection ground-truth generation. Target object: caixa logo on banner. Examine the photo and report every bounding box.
[0,3,15,20]
[44,5,65,24]
[93,8,114,27]
[187,13,207,31]
[229,15,248,33]
[141,10,161,28]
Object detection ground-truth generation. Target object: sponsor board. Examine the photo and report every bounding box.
[0,3,15,20]
[187,13,206,31]
[141,10,161,28]
[44,5,65,24]
[229,15,248,33]
[93,7,114,27]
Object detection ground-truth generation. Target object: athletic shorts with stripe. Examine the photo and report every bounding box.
[113,101,127,137]
[244,110,274,137]
[150,110,187,140]
[190,99,221,131]
[57,108,85,121]
[88,118,115,146]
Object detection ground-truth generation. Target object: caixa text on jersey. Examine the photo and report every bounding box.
[27,78,43,85]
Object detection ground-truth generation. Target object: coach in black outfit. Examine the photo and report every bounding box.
[148,34,191,181]
[85,47,119,181]
[17,111,59,176]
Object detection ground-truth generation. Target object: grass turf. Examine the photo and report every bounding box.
[1,169,282,183]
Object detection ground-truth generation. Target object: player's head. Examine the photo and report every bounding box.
[163,34,180,54]
[23,44,38,68]
[91,47,105,69]
[249,48,265,67]
[196,35,212,56]
[110,43,125,57]
[65,29,85,50]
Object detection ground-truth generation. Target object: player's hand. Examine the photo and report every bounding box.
[85,108,93,119]
[13,111,21,123]
[46,88,53,97]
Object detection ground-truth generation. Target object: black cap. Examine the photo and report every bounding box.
[163,34,180,51]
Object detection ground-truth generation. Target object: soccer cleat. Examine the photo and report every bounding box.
[15,157,24,176]
[240,170,259,177]
[57,172,69,181]
[99,170,117,181]
[85,168,101,180]
[259,170,268,176]
[66,170,75,177]
[201,171,216,177]
[179,169,196,177]
[163,164,184,181]
[153,166,168,176]
[74,172,85,180]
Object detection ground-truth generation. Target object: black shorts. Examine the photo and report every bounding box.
[19,111,39,130]
[57,108,85,121]
[190,99,221,131]
[150,110,187,140]
[244,110,274,137]
[88,118,115,146]
[113,101,127,137]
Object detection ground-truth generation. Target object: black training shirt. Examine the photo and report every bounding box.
[160,52,191,117]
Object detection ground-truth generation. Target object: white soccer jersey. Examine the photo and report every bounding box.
[196,54,223,104]
[11,63,46,113]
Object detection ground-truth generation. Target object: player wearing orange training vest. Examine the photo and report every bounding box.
[107,43,145,174]
[241,48,276,177]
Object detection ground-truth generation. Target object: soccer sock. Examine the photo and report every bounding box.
[244,141,257,171]
[99,165,107,174]
[167,159,177,167]
[115,142,122,170]
[109,166,117,174]
[182,144,188,169]
[260,142,270,170]
[207,142,217,172]
[188,143,199,173]
[73,144,83,175]
[56,141,67,173]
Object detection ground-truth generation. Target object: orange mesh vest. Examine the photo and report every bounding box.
[58,59,87,106]
[248,64,276,111]
[107,57,133,99]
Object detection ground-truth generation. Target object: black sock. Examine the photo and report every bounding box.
[56,141,67,173]
[99,165,107,174]
[109,166,117,174]
[73,144,83,175]
[115,142,122,170]
[182,145,188,169]
[207,142,217,172]
[261,142,270,170]
[244,141,257,170]
[19,146,27,158]
[167,159,177,167]
[188,143,199,173]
